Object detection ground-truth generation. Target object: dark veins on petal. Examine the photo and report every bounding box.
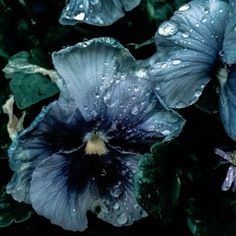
[67,148,134,197]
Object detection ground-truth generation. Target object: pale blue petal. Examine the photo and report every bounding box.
[222,166,236,191]
[7,101,87,203]
[148,0,229,108]
[219,65,236,140]
[30,151,145,231]
[91,152,146,226]
[30,153,92,231]
[59,0,140,26]
[99,73,185,141]
[53,37,142,122]
[223,0,236,64]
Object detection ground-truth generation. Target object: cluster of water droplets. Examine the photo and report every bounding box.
[63,0,104,24]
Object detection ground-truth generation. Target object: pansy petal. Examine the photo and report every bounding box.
[223,0,236,64]
[222,166,236,191]
[147,0,229,108]
[30,153,93,231]
[52,37,141,121]
[7,101,87,203]
[100,73,185,141]
[214,148,232,162]
[219,65,236,140]
[90,151,146,226]
[59,0,140,26]
[132,99,185,141]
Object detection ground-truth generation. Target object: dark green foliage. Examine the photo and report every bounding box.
[0,187,32,227]
[135,142,181,224]
[9,72,59,109]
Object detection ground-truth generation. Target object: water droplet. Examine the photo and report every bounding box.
[204,7,209,14]
[160,63,167,68]
[172,59,182,65]
[117,213,128,225]
[141,210,148,217]
[219,50,224,57]
[158,21,178,37]
[175,102,187,109]
[113,202,120,210]
[95,92,100,98]
[155,85,161,91]
[143,124,155,132]
[194,89,202,98]
[178,4,190,11]
[74,11,85,21]
[126,161,131,166]
[162,130,171,136]
[110,184,123,198]
[91,110,98,117]
[195,23,200,28]
[182,32,190,38]
[131,106,139,115]
[201,17,208,23]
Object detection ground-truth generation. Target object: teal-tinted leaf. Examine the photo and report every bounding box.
[185,198,208,236]
[0,187,32,227]
[9,72,59,109]
[3,51,59,109]
[146,1,173,22]
[135,142,181,224]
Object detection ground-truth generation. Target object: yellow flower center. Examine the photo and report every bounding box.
[84,133,108,156]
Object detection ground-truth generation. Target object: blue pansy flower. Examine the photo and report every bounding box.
[215,148,236,192]
[59,0,141,26]
[147,0,236,140]
[6,38,185,231]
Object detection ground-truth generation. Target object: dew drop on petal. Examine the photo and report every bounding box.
[117,213,128,225]
[182,32,190,38]
[204,7,209,14]
[113,202,120,210]
[74,11,85,21]
[110,184,123,198]
[131,106,139,115]
[158,21,178,37]
[201,17,208,23]
[162,130,171,136]
[178,4,190,12]
[172,59,182,65]
[160,63,167,68]
[141,210,148,217]
[194,89,202,98]
[175,101,187,109]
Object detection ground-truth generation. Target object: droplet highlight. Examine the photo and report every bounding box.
[158,21,178,37]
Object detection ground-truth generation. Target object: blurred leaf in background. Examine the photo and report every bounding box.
[0,187,32,227]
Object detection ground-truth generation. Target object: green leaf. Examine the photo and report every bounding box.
[3,51,59,109]
[146,1,173,22]
[134,142,181,224]
[0,187,32,227]
[10,72,59,109]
